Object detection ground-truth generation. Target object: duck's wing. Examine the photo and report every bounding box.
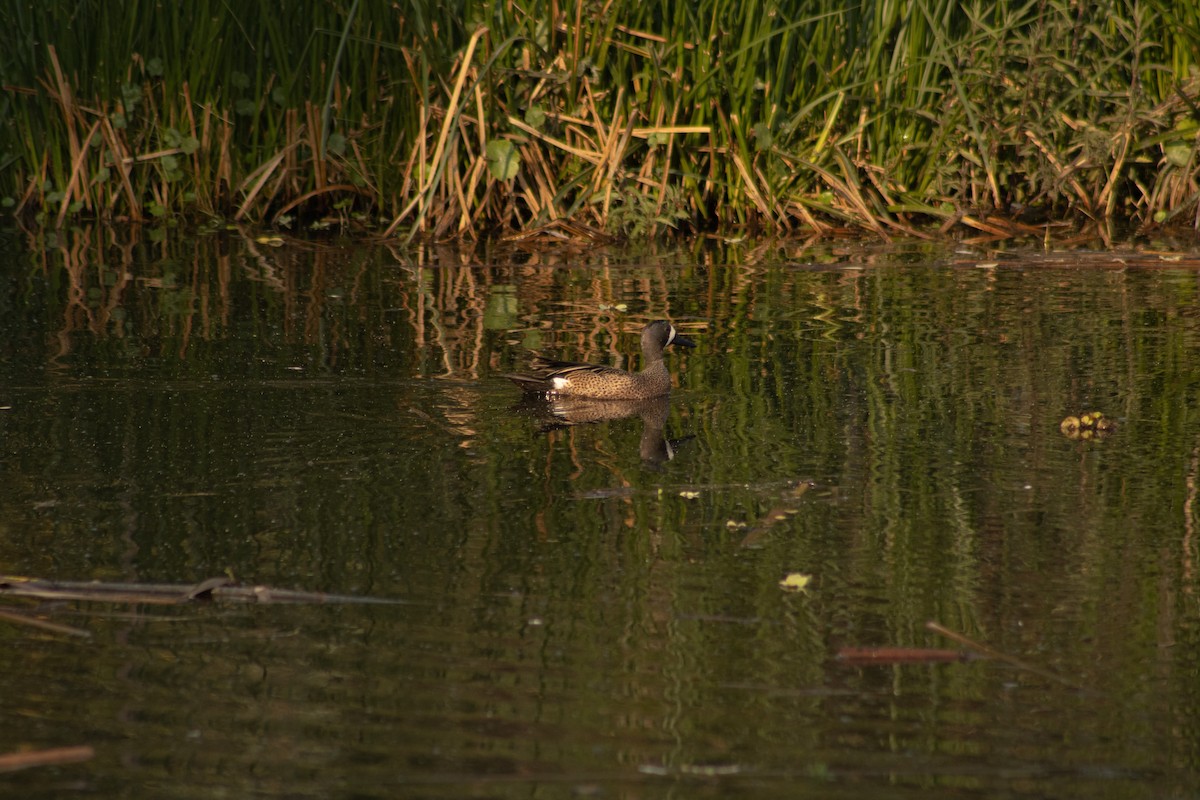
[504,372,554,393]
[527,354,623,378]
[505,354,626,394]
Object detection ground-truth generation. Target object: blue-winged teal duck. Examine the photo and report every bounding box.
[506,320,695,399]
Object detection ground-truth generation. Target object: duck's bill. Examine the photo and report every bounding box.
[671,333,696,348]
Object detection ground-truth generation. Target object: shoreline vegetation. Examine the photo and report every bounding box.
[3,0,1200,242]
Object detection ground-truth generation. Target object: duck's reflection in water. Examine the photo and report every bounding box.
[513,395,692,465]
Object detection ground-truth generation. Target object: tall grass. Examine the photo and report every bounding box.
[2,0,1199,238]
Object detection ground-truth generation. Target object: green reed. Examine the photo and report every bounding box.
[2,0,1198,237]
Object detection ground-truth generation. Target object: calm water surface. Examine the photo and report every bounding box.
[2,230,1200,798]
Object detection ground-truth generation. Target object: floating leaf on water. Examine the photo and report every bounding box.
[779,572,812,592]
[1060,411,1115,439]
[679,490,701,499]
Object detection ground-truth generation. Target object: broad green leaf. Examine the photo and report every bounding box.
[486,139,520,181]
[524,105,546,128]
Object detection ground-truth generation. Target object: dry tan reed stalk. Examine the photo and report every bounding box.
[235,148,292,220]
[446,151,471,237]
[631,125,710,139]
[595,90,633,219]
[56,119,102,227]
[182,83,199,163]
[472,81,487,156]
[46,47,79,165]
[216,113,233,203]
[461,154,488,233]
[1099,129,1130,217]
[123,147,187,165]
[305,102,325,189]
[347,138,375,192]
[789,199,828,233]
[385,26,489,239]
[755,163,790,230]
[1024,130,1093,213]
[13,153,45,216]
[99,117,141,220]
[507,116,604,164]
[648,108,670,226]
[831,149,888,233]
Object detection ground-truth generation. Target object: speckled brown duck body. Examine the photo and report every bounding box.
[505,320,695,400]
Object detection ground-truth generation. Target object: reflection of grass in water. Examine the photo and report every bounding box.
[4,1,1200,236]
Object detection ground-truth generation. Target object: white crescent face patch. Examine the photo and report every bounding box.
[666,325,678,345]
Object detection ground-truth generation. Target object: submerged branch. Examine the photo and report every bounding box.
[0,746,95,774]
[926,620,1086,691]
[0,576,408,606]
